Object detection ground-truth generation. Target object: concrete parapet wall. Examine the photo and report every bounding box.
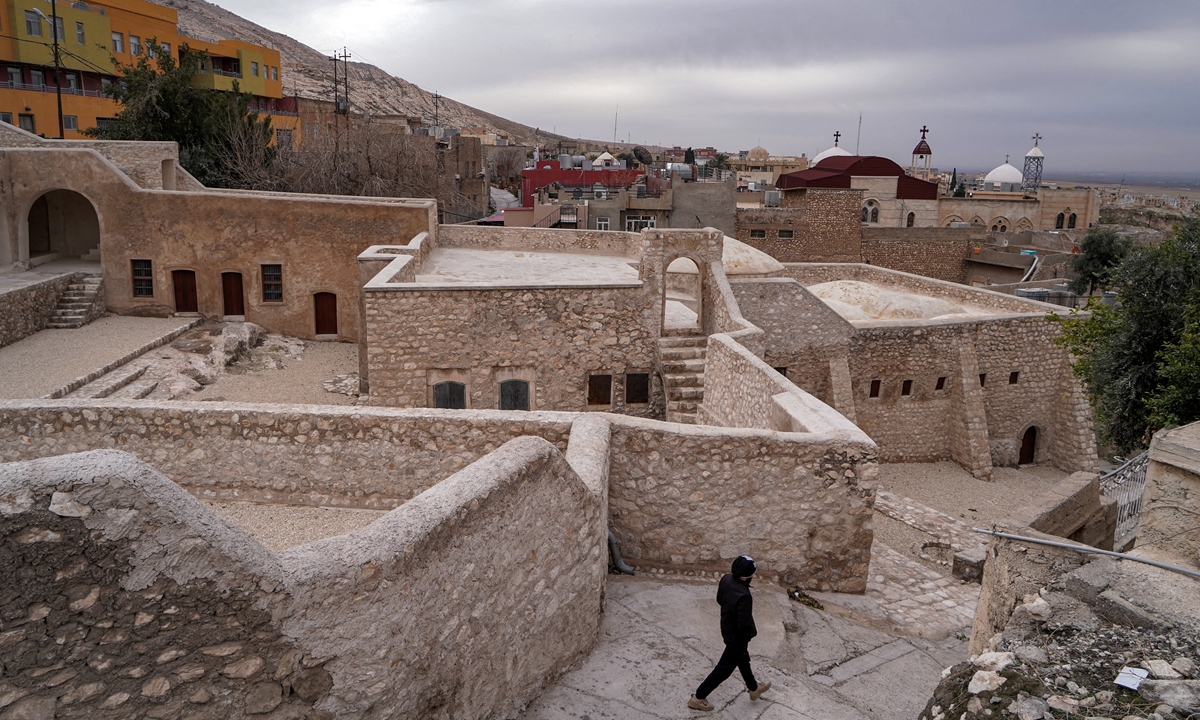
[438,224,643,258]
[0,273,76,347]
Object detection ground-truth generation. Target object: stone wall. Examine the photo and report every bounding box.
[860,227,987,283]
[1143,423,1200,567]
[669,177,737,236]
[0,273,75,347]
[735,188,863,263]
[1008,472,1115,550]
[0,122,177,189]
[438,224,643,258]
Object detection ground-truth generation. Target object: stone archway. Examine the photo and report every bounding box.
[24,190,100,261]
[662,255,703,334]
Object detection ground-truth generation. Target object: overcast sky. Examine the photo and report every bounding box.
[212,0,1200,175]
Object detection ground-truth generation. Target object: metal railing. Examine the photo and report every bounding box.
[201,68,243,78]
[1099,451,1149,550]
[1,80,107,97]
[532,207,561,228]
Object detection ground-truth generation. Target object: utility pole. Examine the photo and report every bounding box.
[855,112,862,155]
[51,0,63,138]
[432,90,440,127]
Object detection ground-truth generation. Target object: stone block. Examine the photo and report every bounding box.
[953,546,987,583]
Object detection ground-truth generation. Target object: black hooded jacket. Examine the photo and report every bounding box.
[716,573,757,645]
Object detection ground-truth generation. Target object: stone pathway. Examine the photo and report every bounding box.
[858,542,978,638]
[873,489,986,556]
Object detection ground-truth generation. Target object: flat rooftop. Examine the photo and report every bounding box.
[808,280,1003,324]
[415,248,640,286]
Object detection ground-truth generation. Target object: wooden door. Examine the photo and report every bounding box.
[221,272,245,316]
[1019,427,1037,465]
[172,270,197,313]
[314,292,337,335]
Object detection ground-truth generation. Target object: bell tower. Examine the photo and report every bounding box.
[910,126,933,179]
[1022,134,1044,195]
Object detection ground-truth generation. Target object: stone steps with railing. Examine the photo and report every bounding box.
[659,336,708,424]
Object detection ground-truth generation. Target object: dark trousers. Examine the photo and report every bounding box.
[695,641,757,699]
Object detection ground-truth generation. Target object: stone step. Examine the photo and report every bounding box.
[59,294,96,302]
[110,379,158,400]
[658,346,706,360]
[667,386,704,401]
[671,412,700,424]
[72,364,147,399]
[661,358,706,373]
[657,335,708,348]
[55,301,92,310]
[44,319,85,329]
[664,372,704,387]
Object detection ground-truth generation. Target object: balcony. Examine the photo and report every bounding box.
[1,80,107,98]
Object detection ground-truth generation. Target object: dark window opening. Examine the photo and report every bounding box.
[777,230,794,240]
[935,376,947,391]
[870,207,879,223]
[979,373,987,387]
[749,229,766,239]
[869,379,881,398]
[261,264,282,302]
[500,379,530,411]
[1009,371,1020,385]
[1067,213,1077,229]
[901,379,913,396]
[587,374,612,406]
[906,212,915,227]
[1055,212,1065,229]
[132,259,153,297]
[773,367,788,377]
[433,381,466,409]
[625,373,650,404]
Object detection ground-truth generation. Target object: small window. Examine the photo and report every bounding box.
[587,374,612,406]
[935,376,947,391]
[777,230,794,240]
[251,61,259,77]
[1009,371,1020,385]
[433,381,466,409]
[66,73,78,90]
[0,112,11,125]
[111,32,124,53]
[75,21,84,44]
[101,78,112,93]
[625,373,649,404]
[63,115,77,130]
[870,207,879,223]
[132,259,153,297]
[595,217,610,231]
[271,66,278,81]
[261,264,282,302]
[18,113,34,133]
[25,11,41,36]
[979,373,987,387]
[1055,212,1064,229]
[749,229,766,239]
[1068,213,1077,229]
[31,69,44,87]
[906,212,915,227]
[901,379,913,396]
[773,367,788,377]
[7,67,20,86]
[869,379,881,398]
[499,379,530,411]
[130,36,141,55]
[52,17,63,41]
[160,41,170,57]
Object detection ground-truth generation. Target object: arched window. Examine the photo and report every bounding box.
[1055,213,1065,229]
[1000,225,1007,232]
[499,379,530,411]
[991,224,998,231]
[870,207,879,223]
[1067,213,1077,229]
[906,212,915,227]
[433,381,466,409]
[861,206,870,223]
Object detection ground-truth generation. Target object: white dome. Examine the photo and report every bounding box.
[984,162,1024,185]
[812,145,852,165]
[1025,145,1044,158]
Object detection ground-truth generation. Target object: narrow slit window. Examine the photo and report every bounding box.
[935,376,947,391]
[132,259,153,297]
[869,379,881,398]
[625,373,649,404]
[1009,371,1020,385]
[979,373,987,387]
[261,264,283,302]
[901,379,913,396]
[587,374,612,406]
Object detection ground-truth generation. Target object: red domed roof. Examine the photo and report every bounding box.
[912,139,932,156]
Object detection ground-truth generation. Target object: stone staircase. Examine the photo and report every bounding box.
[45,276,102,329]
[65,361,157,400]
[659,336,707,424]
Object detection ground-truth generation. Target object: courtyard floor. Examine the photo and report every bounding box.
[189,340,358,405]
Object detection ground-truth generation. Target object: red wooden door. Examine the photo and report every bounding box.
[172,270,197,313]
[314,292,337,335]
[221,272,245,316]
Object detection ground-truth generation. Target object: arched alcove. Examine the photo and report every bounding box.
[25,190,100,260]
[662,256,703,334]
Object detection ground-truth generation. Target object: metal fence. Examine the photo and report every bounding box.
[1099,451,1149,550]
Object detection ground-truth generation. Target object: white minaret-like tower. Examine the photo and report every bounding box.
[1022,134,1044,194]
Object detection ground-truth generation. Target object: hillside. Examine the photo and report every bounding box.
[152,0,561,146]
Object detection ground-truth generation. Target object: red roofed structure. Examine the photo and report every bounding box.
[776,156,938,200]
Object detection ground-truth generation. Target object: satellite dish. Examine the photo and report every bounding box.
[633,146,654,165]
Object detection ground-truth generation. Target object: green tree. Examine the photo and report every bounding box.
[684,147,695,164]
[710,153,729,170]
[949,168,957,194]
[87,40,275,187]
[1051,218,1200,453]
[1068,227,1132,296]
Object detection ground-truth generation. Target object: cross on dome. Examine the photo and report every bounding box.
[833,131,841,147]
[1031,133,1042,147]
[919,125,929,139]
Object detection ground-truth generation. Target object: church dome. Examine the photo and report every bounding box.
[984,162,1023,185]
[912,139,932,156]
[747,146,769,161]
[812,145,852,165]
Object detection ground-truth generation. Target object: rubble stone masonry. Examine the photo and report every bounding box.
[0,274,76,347]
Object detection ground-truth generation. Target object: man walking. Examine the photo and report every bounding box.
[688,555,771,711]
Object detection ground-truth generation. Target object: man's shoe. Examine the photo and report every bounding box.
[688,696,714,711]
[748,680,772,701]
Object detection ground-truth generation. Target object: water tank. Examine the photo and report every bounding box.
[1015,288,1050,303]
[764,191,781,207]
[559,154,573,169]
[573,155,586,167]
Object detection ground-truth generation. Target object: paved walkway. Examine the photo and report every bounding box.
[0,316,193,398]
[0,259,100,293]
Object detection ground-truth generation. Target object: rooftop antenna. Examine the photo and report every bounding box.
[432,90,441,127]
[855,112,862,155]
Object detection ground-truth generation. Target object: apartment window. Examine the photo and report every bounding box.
[66,73,78,90]
[132,260,153,297]
[1009,371,1020,385]
[63,115,77,130]
[749,229,766,239]
[979,373,987,387]
[0,113,11,125]
[625,373,650,404]
[901,379,913,396]
[146,43,155,59]
[101,78,112,93]
[778,229,794,240]
[251,61,259,77]
[53,17,64,41]
[869,379,881,398]
[261,264,282,302]
[499,380,530,411]
[76,21,84,44]
[595,217,610,231]
[7,67,20,86]
[625,215,656,232]
[935,376,947,391]
[111,32,124,53]
[271,66,277,81]
[587,374,612,406]
[432,381,466,410]
[18,114,34,133]
[25,11,41,36]
[274,128,293,149]
[130,35,140,55]
[160,42,170,57]
[30,69,44,87]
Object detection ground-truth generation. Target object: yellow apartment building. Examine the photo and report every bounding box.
[1,0,297,143]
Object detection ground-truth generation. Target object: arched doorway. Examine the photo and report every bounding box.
[662,257,702,334]
[1019,426,1037,465]
[26,190,99,260]
[314,292,338,336]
